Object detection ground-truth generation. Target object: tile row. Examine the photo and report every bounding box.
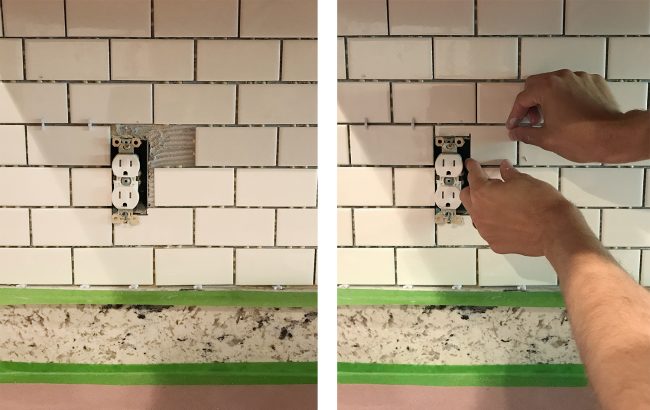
[0,39,316,81]
[0,0,316,38]
[0,247,316,286]
[0,126,316,167]
[339,0,650,36]
[338,248,650,286]
[0,83,317,124]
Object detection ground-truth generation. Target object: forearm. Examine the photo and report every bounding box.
[603,110,650,163]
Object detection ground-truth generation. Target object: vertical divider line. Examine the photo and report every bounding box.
[473,0,478,35]
[150,83,154,124]
[21,38,26,79]
[70,248,75,285]
[28,208,33,246]
[475,248,479,287]
[273,209,278,246]
[233,168,237,206]
[393,247,398,285]
[275,127,280,165]
[351,208,356,246]
[234,84,239,124]
[0,0,5,36]
[152,247,156,286]
[192,208,196,245]
[66,83,71,123]
[385,0,391,35]
[517,37,522,80]
[108,40,112,80]
[562,0,567,35]
[150,0,154,38]
[193,40,198,81]
[63,0,68,36]
[388,82,394,123]
[312,248,317,285]
[604,37,609,79]
[346,124,352,164]
[279,40,284,81]
[431,37,435,79]
[598,209,604,241]
[391,167,396,206]
[344,37,350,79]
[237,0,242,38]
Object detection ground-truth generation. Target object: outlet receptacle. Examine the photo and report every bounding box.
[434,185,462,210]
[112,154,140,178]
[435,153,463,178]
[112,184,140,210]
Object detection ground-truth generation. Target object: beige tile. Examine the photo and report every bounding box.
[0,39,24,80]
[0,248,72,285]
[479,250,557,286]
[0,209,29,246]
[566,0,650,35]
[32,209,112,246]
[154,0,238,37]
[27,126,110,166]
[238,84,317,125]
[579,209,601,239]
[114,208,193,246]
[354,208,436,246]
[397,248,477,286]
[0,125,26,165]
[437,215,488,246]
[519,143,587,166]
[642,250,650,287]
[236,249,314,285]
[0,167,69,206]
[3,0,65,37]
[338,209,353,246]
[609,249,641,283]
[350,125,434,165]
[111,40,194,81]
[521,38,606,78]
[518,167,559,189]
[394,168,435,206]
[338,38,346,80]
[154,84,235,125]
[338,248,395,285]
[348,38,432,80]
[155,248,234,286]
[282,40,317,81]
[478,0,563,34]
[562,168,644,207]
[337,82,391,123]
[71,168,112,207]
[437,125,517,165]
[241,0,316,37]
[338,167,393,206]
[67,0,151,37]
[195,208,274,246]
[195,127,275,166]
[434,38,518,79]
[602,210,650,247]
[477,83,525,123]
[608,82,648,112]
[278,127,317,166]
[389,0,474,34]
[338,125,350,165]
[0,83,68,124]
[338,0,387,35]
[25,40,109,81]
[155,168,234,206]
[74,248,153,286]
[276,209,317,246]
[237,169,317,207]
[197,40,280,81]
[392,83,476,123]
[608,38,650,80]
[647,170,650,206]
[69,84,152,124]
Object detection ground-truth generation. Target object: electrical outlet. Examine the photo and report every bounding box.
[435,153,463,178]
[111,133,148,225]
[434,136,470,225]
[435,185,462,210]
[112,154,140,178]
[112,181,140,210]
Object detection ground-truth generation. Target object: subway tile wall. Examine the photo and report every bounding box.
[0,0,317,287]
[337,0,650,287]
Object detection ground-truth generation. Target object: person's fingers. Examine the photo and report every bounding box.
[460,186,473,213]
[506,88,543,129]
[499,160,520,182]
[465,159,489,190]
[508,126,549,148]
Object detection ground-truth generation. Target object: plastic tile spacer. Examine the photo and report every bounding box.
[193,284,204,290]
[129,284,139,290]
[272,285,284,291]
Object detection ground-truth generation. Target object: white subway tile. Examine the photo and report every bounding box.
[608,38,650,80]
[350,125,434,165]
[0,208,29,246]
[602,209,650,247]
[237,169,317,207]
[338,125,350,165]
[276,208,317,246]
[397,248,477,286]
[32,209,112,246]
[477,83,525,124]
[437,215,488,246]
[240,0,316,38]
[389,0,474,35]
[394,168,435,206]
[338,248,395,285]
[26,40,109,81]
[477,0,563,34]
[67,0,151,37]
[114,208,193,246]
[27,126,110,166]
[74,248,153,286]
[155,248,234,286]
[197,40,280,81]
[647,170,650,206]
[566,0,650,35]
[195,127,275,166]
[519,143,584,166]
[69,84,152,124]
[579,209,601,239]
[609,249,641,283]
[236,249,315,285]
[282,40,317,81]
[561,168,644,207]
[434,38,518,79]
[338,0,387,35]
[0,83,68,124]
[0,125,26,165]
[338,167,393,206]
[195,208,274,246]
[337,82,391,123]
[478,250,557,286]
[608,82,648,115]
[278,127,317,167]
[518,167,559,189]
[0,39,24,80]
[642,250,650,286]
[0,248,71,285]
[238,84,317,125]
[111,40,194,81]
[521,38,606,78]
[338,209,353,246]
[392,83,476,123]
[154,84,235,125]
[154,168,234,206]
[354,208,436,246]
[0,167,69,206]
[338,38,346,80]
[2,0,65,37]
[71,168,112,207]
[348,38,432,80]
[154,0,238,37]
[437,125,517,165]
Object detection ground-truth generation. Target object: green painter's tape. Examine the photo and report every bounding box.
[338,363,587,387]
[0,362,317,386]
[0,288,316,308]
[338,289,565,308]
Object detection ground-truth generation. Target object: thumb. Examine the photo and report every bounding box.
[499,160,520,182]
[508,126,547,148]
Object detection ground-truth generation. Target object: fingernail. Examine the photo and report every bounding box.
[507,118,519,129]
[503,159,514,169]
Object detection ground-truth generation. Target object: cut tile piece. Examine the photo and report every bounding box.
[111,40,194,81]
[354,208,436,246]
[0,83,68,124]
[349,125,434,165]
[278,127,317,167]
[2,0,65,37]
[338,0,387,35]
[32,209,112,246]
[0,125,26,165]
[195,208,275,246]
[74,248,153,286]
[26,40,109,80]
[197,40,280,81]
[479,251,557,286]
[338,38,346,79]
[477,0,563,34]
[337,82,391,123]
[67,0,151,37]
[561,168,644,207]
[519,143,585,166]
[389,0,474,35]
[397,248,477,286]
[477,83,525,124]
[0,39,24,80]
[392,83,476,123]
[642,250,650,287]
[154,84,235,124]
[282,40,317,81]
[434,38,518,79]
[338,167,393,206]
[155,249,234,286]
[238,84,317,125]
[71,168,112,206]
[69,84,152,124]
[521,38,606,78]
[436,125,516,165]
[565,0,650,35]
[338,125,350,165]
[602,209,650,247]
[0,248,71,285]
[338,209,353,246]
[608,38,650,80]
[347,38,432,80]
[276,209,317,246]
[236,169,317,207]
[579,209,601,239]
[338,248,395,285]
[195,127,276,166]
[114,208,193,246]
[236,249,315,285]
[154,0,238,37]
[518,167,559,189]
[608,82,648,112]
[394,168,436,206]
[437,215,488,246]
[27,126,110,166]
[0,209,30,246]
[609,249,641,283]
[154,168,234,206]
[240,0,316,37]
[0,167,69,206]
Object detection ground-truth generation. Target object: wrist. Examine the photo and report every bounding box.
[602,110,650,163]
[541,200,600,258]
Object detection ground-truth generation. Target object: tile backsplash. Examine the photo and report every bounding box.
[337,0,650,287]
[0,0,317,287]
